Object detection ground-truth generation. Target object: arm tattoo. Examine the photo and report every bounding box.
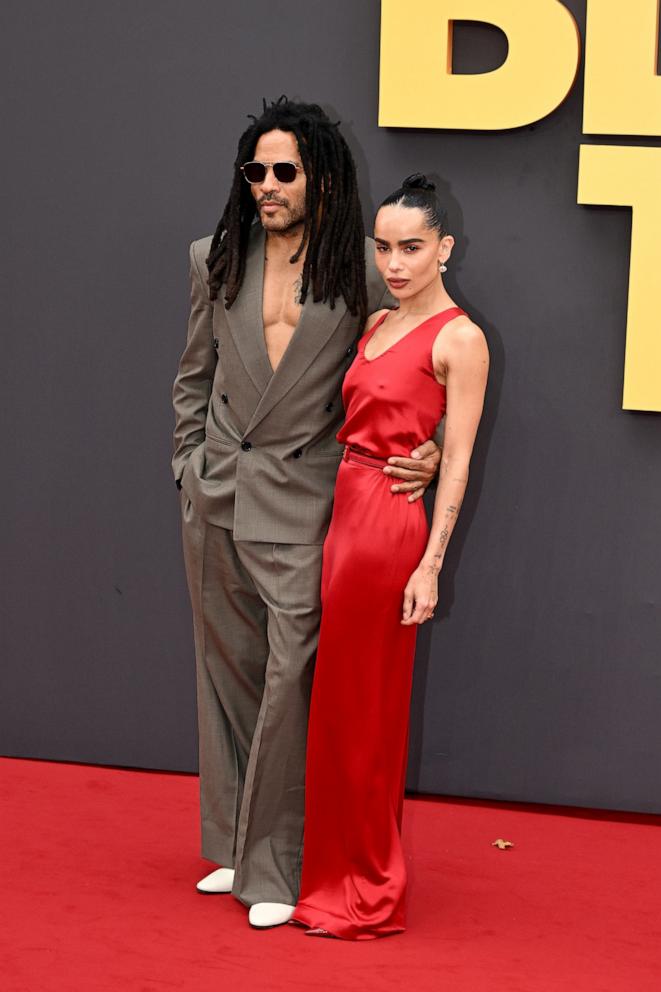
[430,525,450,567]
[444,497,463,519]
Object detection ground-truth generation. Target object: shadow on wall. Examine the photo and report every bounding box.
[405,179,505,792]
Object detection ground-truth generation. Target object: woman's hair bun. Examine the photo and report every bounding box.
[401,173,436,192]
[379,173,447,235]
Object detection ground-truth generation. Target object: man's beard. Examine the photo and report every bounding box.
[258,197,306,233]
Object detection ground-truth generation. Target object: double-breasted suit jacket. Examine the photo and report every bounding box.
[173,223,390,543]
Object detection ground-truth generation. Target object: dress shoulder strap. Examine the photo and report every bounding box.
[410,307,468,375]
[433,306,467,330]
[405,306,467,348]
[359,309,391,349]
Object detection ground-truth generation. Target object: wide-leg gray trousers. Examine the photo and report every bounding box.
[180,496,323,907]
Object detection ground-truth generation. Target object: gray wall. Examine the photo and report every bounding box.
[2,1,660,812]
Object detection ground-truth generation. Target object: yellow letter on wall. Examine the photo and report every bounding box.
[583,0,661,136]
[379,0,580,130]
[578,145,661,412]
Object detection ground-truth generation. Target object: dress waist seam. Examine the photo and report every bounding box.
[342,446,389,469]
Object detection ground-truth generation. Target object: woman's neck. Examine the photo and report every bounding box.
[394,279,454,319]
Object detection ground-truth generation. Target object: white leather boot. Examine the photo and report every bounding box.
[196,867,235,894]
[248,902,296,928]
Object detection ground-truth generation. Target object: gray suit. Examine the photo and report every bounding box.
[173,223,389,905]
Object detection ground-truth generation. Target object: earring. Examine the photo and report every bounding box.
[439,261,448,273]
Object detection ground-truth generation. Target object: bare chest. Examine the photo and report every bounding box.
[262,262,304,372]
[364,318,428,361]
[364,316,449,385]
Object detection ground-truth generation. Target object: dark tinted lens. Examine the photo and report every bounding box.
[242,162,266,183]
[272,162,297,183]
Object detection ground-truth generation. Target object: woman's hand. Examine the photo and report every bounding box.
[401,561,439,625]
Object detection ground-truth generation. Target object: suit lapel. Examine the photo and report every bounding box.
[223,225,274,396]
[245,292,348,435]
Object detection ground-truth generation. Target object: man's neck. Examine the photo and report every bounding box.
[264,226,307,265]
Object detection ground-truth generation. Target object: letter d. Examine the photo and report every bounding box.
[379,0,581,130]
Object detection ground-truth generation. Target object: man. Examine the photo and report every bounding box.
[172,98,440,929]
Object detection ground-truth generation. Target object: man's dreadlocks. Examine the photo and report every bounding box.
[206,97,367,327]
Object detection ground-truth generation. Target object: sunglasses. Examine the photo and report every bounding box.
[241,160,303,184]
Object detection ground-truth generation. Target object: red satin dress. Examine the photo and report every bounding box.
[293,306,465,939]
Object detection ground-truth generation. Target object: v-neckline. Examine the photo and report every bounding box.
[362,307,460,363]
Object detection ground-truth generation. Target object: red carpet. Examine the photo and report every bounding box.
[1,758,660,992]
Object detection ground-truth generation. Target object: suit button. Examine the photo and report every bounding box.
[213,338,219,349]
[241,441,252,452]
[293,449,303,459]
[345,347,353,356]
[221,393,228,404]
[324,402,334,413]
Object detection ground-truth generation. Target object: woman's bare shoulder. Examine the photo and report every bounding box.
[432,314,489,382]
[362,308,391,337]
[442,314,488,353]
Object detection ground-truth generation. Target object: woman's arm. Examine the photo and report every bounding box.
[401,319,489,625]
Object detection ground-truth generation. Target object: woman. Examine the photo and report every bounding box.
[292,175,489,939]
